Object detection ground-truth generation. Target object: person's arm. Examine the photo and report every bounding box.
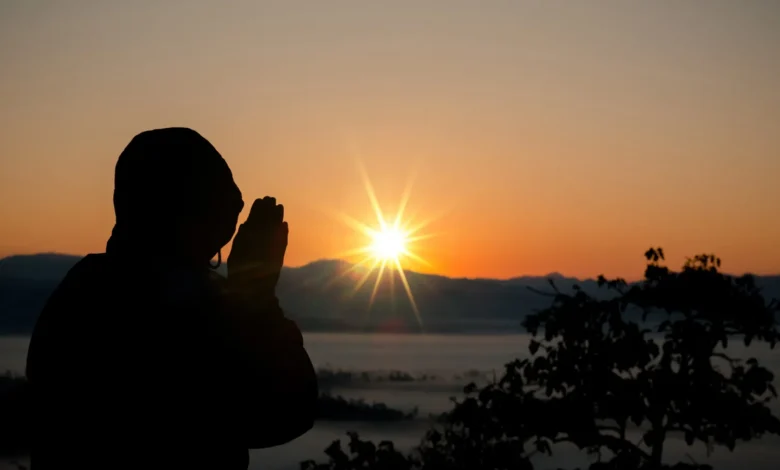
[223,196,318,449]
[219,291,318,449]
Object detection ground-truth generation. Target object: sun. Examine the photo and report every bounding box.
[369,227,408,261]
[329,161,439,329]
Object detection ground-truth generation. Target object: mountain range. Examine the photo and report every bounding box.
[2,253,779,335]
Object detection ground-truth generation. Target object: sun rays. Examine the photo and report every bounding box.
[331,162,438,329]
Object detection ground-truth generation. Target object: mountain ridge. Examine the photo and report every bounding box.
[0,253,600,284]
[2,253,779,335]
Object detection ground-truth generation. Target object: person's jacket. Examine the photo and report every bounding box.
[26,252,318,469]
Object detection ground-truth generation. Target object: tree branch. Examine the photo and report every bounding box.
[548,432,652,460]
[526,286,559,298]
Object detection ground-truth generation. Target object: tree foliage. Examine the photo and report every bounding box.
[302,248,780,470]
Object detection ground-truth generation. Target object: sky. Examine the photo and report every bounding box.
[1,0,779,280]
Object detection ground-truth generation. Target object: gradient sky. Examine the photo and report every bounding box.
[1,1,779,280]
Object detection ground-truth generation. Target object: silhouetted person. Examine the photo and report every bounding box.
[25,128,318,469]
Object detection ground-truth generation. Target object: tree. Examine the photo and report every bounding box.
[302,432,414,470]
[517,248,780,468]
[303,248,780,470]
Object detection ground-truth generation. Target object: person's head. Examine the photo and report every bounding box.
[107,127,245,267]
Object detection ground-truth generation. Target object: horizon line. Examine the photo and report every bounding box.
[2,251,779,284]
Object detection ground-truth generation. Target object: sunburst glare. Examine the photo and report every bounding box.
[331,163,439,330]
[369,227,408,261]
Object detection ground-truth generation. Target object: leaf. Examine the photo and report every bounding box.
[529,340,540,355]
[645,248,657,261]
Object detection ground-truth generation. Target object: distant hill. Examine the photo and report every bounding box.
[2,253,779,335]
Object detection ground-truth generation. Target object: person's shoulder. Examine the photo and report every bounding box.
[64,253,111,279]
[33,254,114,323]
[77,253,109,268]
[55,253,127,294]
